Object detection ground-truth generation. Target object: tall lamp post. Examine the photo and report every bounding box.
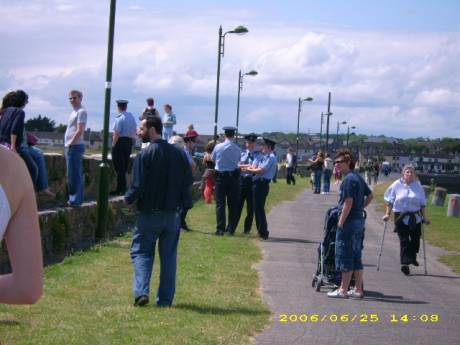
[296,97,314,158]
[324,91,332,154]
[96,0,117,241]
[213,25,249,142]
[346,125,356,147]
[235,69,258,144]
[336,120,347,151]
[319,112,324,150]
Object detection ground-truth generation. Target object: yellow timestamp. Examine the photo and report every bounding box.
[278,313,440,324]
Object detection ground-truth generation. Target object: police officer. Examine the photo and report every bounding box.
[111,100,137,195]
[244,138,277,240]
[180,132,198,231]
[235,133,260,234]
[211,126,241,236]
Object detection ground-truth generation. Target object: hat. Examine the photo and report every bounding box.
[184,133,198,142]
[244,133,258,142]
[116,99,129,105]
[222,126,237,132]
[262,137,277,148]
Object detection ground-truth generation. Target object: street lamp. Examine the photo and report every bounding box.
[324,91,332,154]
[235,69,258,144]
[346,125,356,147]
[96,0,117,241]
[336,121,347,151]
[296,97,314,158]
[213,25,249,142]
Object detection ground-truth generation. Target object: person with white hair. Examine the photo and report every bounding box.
[382,164,431,276]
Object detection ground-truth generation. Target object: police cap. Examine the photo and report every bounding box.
[244,133,258,142]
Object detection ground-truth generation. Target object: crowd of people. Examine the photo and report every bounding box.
[0,89,431,307]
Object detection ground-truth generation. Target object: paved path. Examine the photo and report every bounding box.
[255,177,460,345]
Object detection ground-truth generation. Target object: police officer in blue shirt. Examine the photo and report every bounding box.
[244,138,277,240]
[111,100,137,195]
[211,126,242,236]
[235,133,260,234]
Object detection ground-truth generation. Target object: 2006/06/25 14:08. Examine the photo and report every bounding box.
[279,314,440,323]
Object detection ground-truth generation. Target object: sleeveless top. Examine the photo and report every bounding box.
[0,185,11,241]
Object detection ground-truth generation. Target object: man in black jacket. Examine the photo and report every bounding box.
[125,116,193,307]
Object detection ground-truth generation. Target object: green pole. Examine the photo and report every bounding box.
[235,70,242,144]
[96,0,117,241]
[213,26,223,143]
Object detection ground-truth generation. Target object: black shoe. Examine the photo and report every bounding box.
[401,265,410,275]
[110,190,121,196]
[243,230,251,235]
[181,224,190,231]
[260,232,269,240]
[412,260,419,266]
[215,231,224,236]
[134,295,149,307]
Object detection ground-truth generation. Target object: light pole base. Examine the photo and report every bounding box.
[96,162,111,241]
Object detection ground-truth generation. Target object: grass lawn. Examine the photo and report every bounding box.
[373,182,460,274]
[0,176,308,345]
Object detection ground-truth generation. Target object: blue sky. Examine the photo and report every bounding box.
[1,0,459,138]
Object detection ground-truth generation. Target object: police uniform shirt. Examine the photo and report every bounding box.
[240,149,260,177]
[113,111,137,138]
[211,139,241,172]
[253,152,277,180]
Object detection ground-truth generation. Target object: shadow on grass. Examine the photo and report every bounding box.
[174,303,270,316]
[0,319,20,326]
[363,290,429,305]
[266,236,319,245]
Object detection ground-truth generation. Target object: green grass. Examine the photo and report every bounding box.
[373,183,460,274]
[0,176,308,345]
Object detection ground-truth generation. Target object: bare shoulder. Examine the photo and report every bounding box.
[0,147,31,213]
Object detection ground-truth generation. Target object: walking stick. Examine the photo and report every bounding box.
[377,221,388,271]
[421,223,428,275]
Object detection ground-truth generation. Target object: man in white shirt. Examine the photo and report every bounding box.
[286,147,296,185]
[64,90,87,207]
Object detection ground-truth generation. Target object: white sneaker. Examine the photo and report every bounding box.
[347,288,364,299]
[327,289,348,298]
[321,192,326,195]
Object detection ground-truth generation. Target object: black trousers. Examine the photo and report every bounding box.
[286,167,296,185]
[215,170,240,234]
[112,137,133,193]
[253,179,270,238]
[235,176,254,233]
[396,222,422,265]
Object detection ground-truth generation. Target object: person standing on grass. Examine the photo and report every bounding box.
[125,116,192,307]
[327,148,373,299]
[64,90,87,207]
[286,147,296,185]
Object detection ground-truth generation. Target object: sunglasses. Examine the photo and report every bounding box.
[69,97,78,100]
[334,159,346,164]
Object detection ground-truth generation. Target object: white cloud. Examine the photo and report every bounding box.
[0,1,458,138]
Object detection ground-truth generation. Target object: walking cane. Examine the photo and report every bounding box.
[421,223,428,275]
[377,221,388,271]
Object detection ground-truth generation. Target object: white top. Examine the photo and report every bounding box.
[286,153,293,168]
[0,185,11,241]
[384,178,426,224]
[324,157,334,170]
[64,107,87,147]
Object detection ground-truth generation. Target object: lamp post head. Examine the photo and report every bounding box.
[245,70,258,76]
[326,112,333,116]
[351,126,356,129]
[341,121,347,125]
[303,97,313,102]
[230,25,248,34]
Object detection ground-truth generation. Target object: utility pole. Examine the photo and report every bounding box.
[325,92,332,153]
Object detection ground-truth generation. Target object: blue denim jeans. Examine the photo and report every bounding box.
[163,127,173,142]
[65,144,85,206]
[27,146,49,191]
[323,169,332,193]
[335,218,364,272]
[130,211,180,306]
[314,169,322,193]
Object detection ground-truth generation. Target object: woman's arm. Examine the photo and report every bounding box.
[338,197,353,228]
[0,158,43,304]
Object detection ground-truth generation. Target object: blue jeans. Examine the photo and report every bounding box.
[131,211,180,305]
[323,169,332,193]
[335,218,364,272]
[65,144,84,206]
[314,169,322,193]
[163,127,173,142]
[27,146,49,191]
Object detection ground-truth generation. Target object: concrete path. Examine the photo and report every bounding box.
[255,176,460,345]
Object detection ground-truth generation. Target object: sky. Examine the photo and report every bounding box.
[1,0,459,138]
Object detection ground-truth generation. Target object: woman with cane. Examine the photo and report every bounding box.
[382,164,430,275]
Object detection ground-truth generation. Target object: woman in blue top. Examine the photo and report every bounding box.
[383,164,430,275]
[328,148,373,299]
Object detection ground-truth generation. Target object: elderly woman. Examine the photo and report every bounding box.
[383,164,431,276]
